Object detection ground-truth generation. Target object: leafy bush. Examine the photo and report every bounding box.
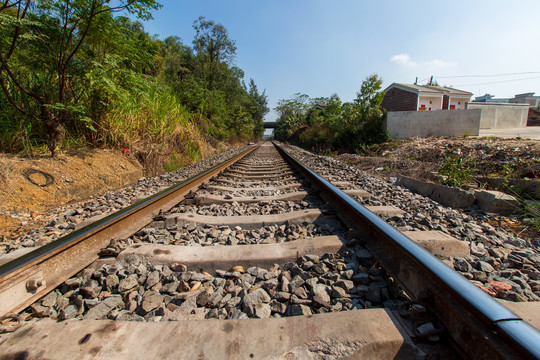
[273,74,389,154]
[0,6,268,157]
[438,150,477,187]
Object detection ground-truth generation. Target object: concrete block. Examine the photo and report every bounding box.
[223,172,295,180]
[117,236,344,273]
[430,185,476,209]
[497,300,540,331]
[216,178,300,186]
[401,231,470,258]
[343,189,371,198]
[475,177,540,200]
[166,209,324,230]
[205,184,302,192]
[194,191,310,205]
[397,175,476,209]
[0,247,35,267]
[0,310,413,359]
[397,175,435,196]
[366,206,405,217]
[331,181,353,187]
[474,190,519,215]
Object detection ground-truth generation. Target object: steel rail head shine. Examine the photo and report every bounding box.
[273,142,540,360]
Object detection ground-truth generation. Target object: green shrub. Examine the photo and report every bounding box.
[438,150,477,187]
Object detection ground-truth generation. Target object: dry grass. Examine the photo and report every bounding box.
[0,156,14,190]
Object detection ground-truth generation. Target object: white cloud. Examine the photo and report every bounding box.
[390,54,457,68]
[390,53,417,66]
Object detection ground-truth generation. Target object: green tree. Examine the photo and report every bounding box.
[339,74,388,151]
[192,16,236,90]
[273,74,388,152]
[0,0,161,156]
[247,79,268,139]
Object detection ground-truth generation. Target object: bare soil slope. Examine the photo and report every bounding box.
[338,137,539,181]
[0,149,143,241]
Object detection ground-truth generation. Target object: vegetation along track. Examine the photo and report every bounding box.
[0,142,539,359]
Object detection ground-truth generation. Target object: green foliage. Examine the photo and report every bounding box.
[274,74,388,153]
[0,2,268,157]
[438,150,477,187]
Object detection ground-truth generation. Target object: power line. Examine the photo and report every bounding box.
[450,76,540,87]
[436,71,540,79]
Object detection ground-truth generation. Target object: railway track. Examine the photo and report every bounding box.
[0,141,539,359]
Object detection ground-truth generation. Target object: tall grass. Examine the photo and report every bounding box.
[96,79,207,175]
[0,70,214,175]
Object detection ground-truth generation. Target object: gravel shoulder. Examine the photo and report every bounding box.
[282,142,540,302]
[335,136,540,241]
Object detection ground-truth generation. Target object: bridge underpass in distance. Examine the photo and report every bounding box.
[262,121,276,139]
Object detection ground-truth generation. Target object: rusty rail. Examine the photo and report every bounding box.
[0,145,258,317]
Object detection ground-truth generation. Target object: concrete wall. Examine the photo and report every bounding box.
[386,109,481,139]
[466,102,529,129]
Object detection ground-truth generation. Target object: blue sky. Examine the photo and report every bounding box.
[135,0,540,121]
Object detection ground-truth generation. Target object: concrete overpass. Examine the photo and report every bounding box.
[263,122,277,129]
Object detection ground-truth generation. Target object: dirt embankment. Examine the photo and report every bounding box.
[337,137,540,182]
[0,140,240,243]
[0,149,144,213]
[0,149,143,241]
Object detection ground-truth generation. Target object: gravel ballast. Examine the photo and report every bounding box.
[281,143,540,302]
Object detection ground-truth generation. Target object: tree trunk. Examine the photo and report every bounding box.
[41,105,64,157]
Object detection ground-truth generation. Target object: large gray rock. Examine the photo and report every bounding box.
[118,274,139,292]
[145,271,160,288]
[242,288,271,308]
[247,303,272,318]
[335,280,354,292]
[312,284,331,308]
[105,274,119,291]
[58,305,79,320]
[196,287,215,307]
[366,285,382,304]
[288,304,312,316]
[352,273,370,285]
[85,296,124,320]
[141,291,163,314]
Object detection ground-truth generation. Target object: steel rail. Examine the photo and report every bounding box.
[274,142,540,360]
[0,144,259,317]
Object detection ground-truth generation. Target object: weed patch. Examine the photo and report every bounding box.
[438,150,477,188]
